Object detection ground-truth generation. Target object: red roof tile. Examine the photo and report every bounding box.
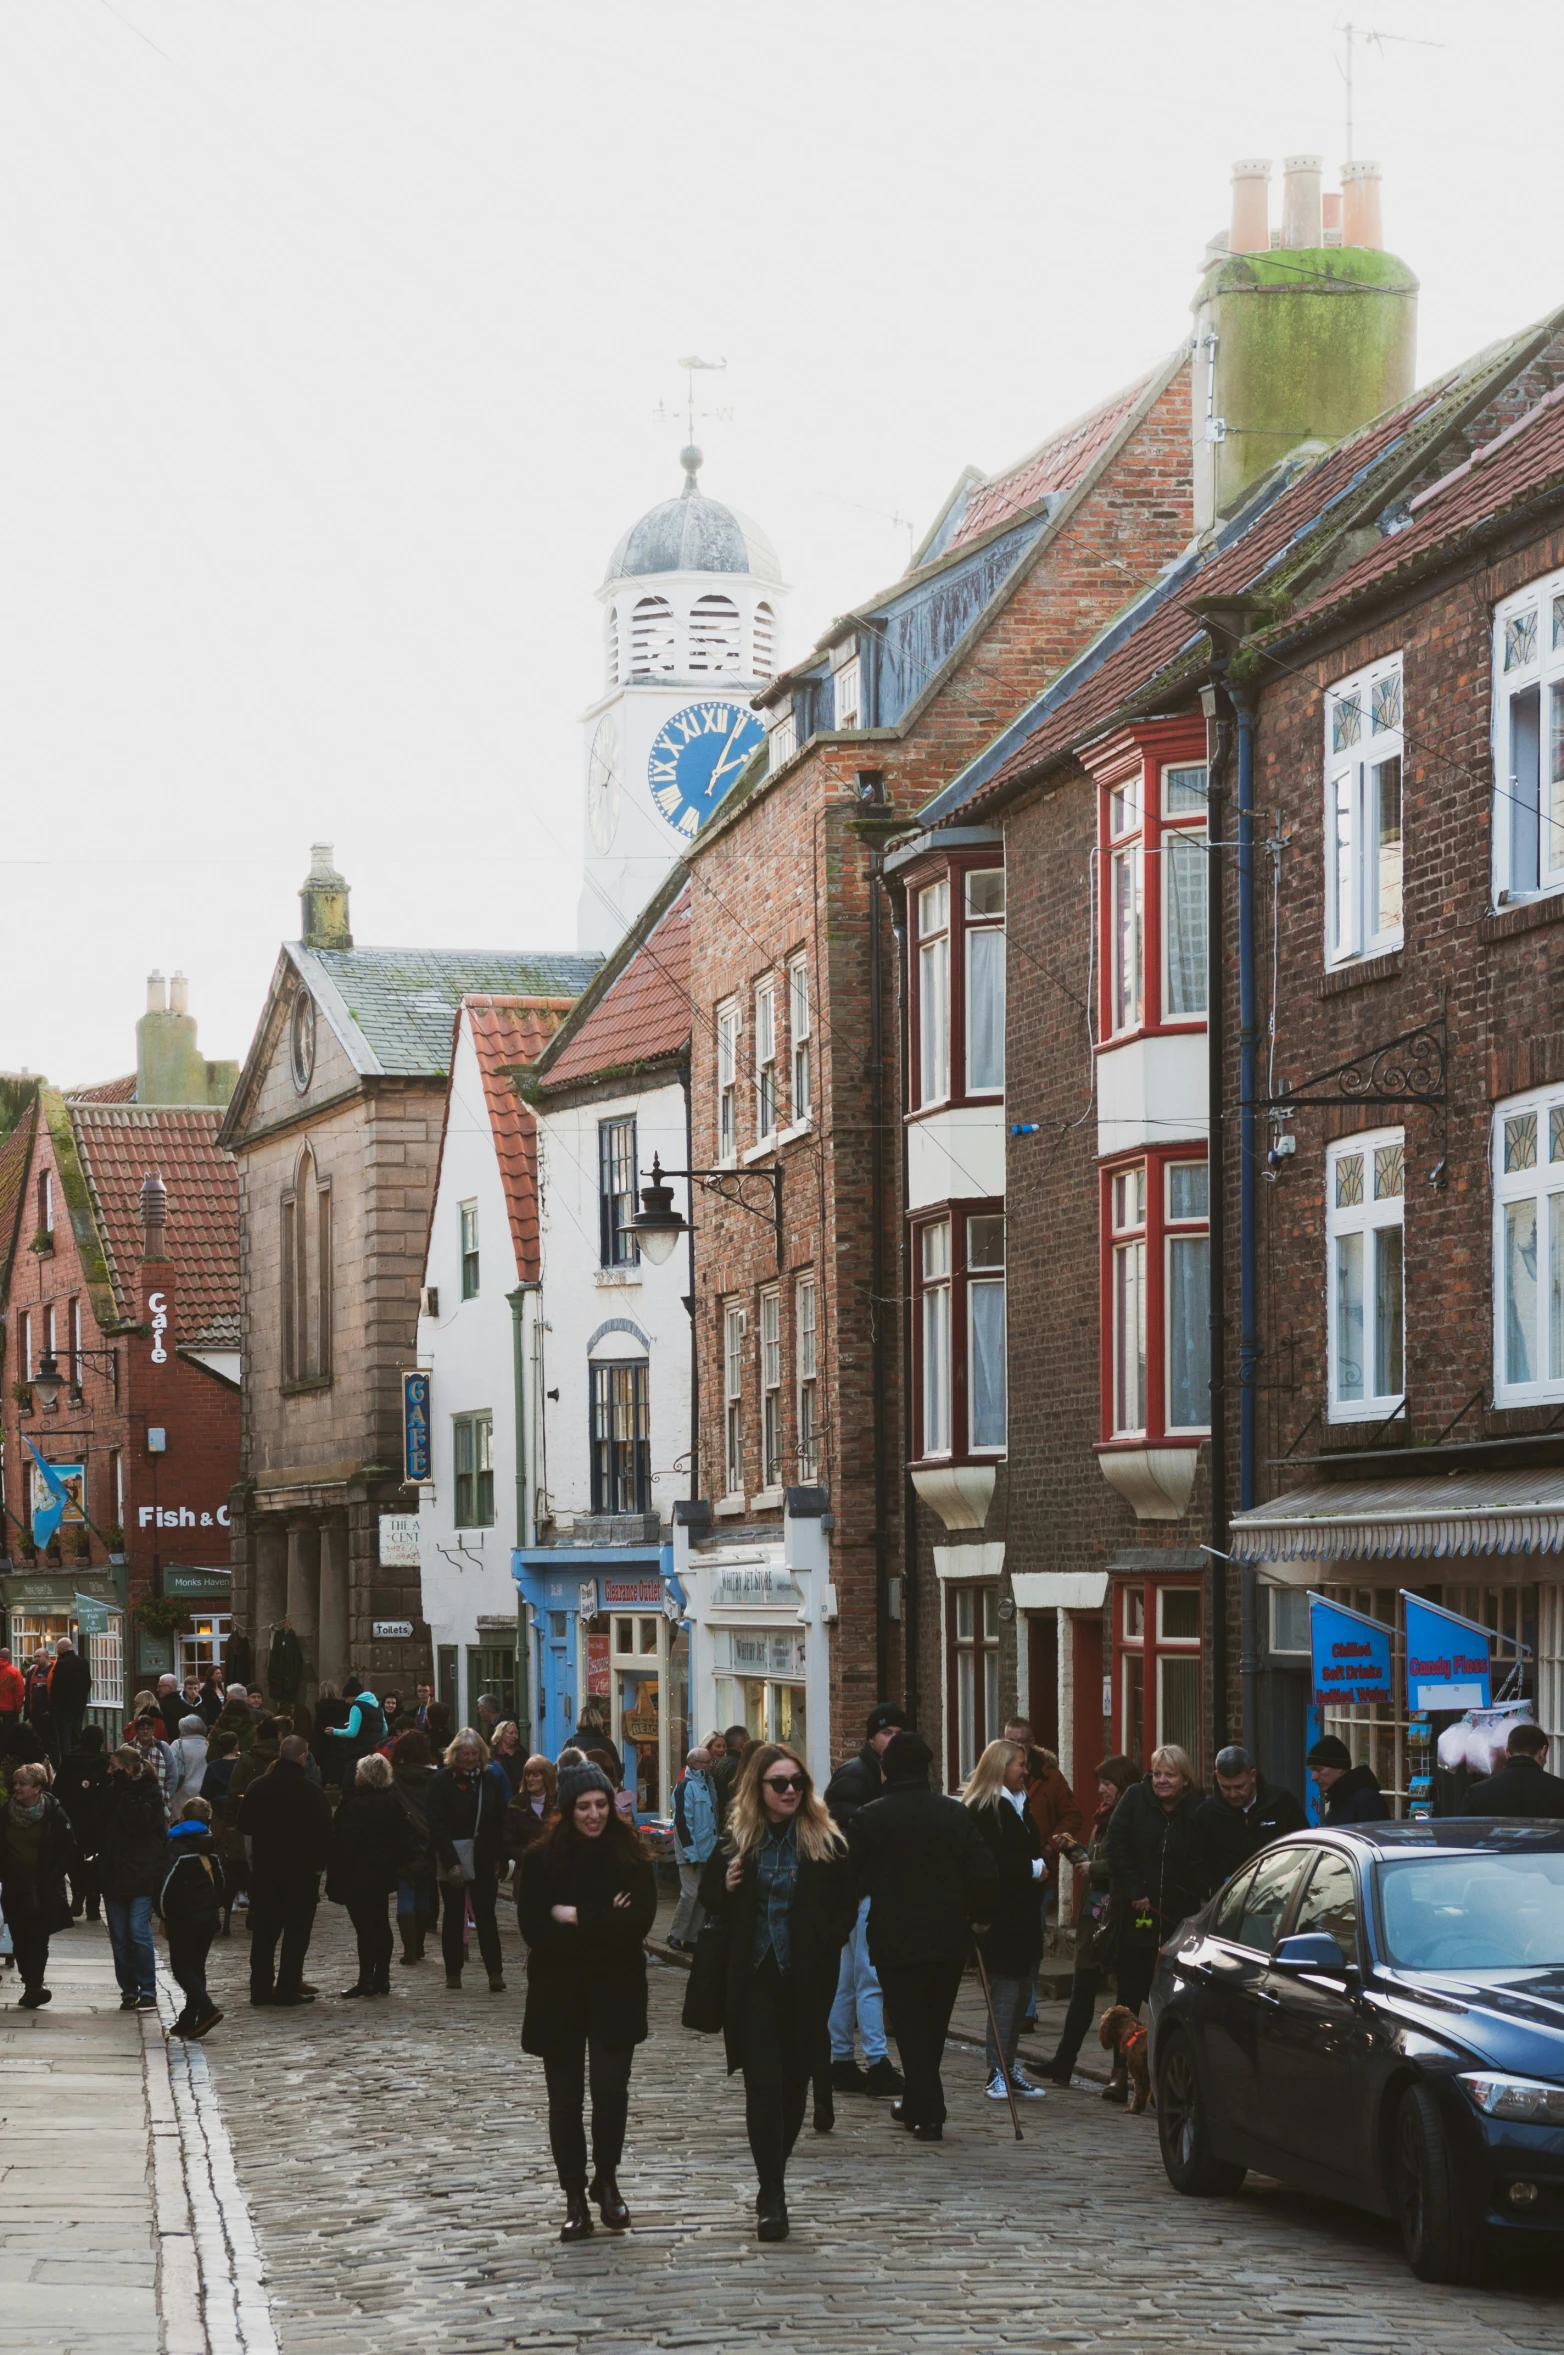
[69,1105,239,1347]
[946,371,1160,552]
[462,997,571,1283]
[67,1074,137,1103]
[541,891,691,1091]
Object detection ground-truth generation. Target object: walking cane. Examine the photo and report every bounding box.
[971,1944,1023,2141]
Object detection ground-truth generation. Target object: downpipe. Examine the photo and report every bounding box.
[1233,681,1259,1754]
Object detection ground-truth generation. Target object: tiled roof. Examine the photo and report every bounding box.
[69,1104,239,1347]
[298,946,601,1079]
[66,1074,136,1103]
[944,370,1161,553]
[540,890,691,1091]
[0,1098,38,1304]
[1285,380,1564,630]
[462,998,569,1283]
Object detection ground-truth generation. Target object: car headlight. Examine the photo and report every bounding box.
[1458,2073,1564,2125]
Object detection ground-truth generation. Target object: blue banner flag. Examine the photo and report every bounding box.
[1308,1592,1394,1710]
[26,1441,71,1550]
[1401,1592,1492,1712]
[402,1369,432,1484]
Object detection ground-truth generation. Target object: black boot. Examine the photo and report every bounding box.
[339,1982,371,1998]
[756,2183,789,2242]
[589,2171,630,2230]
[560,2190,594,2243]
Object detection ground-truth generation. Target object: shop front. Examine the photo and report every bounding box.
[512,1543,688,1821]
[1,1566,129,1737]
[674,1491,834,1787]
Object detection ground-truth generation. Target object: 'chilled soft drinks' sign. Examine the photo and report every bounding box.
[1308,1593,1393,1709]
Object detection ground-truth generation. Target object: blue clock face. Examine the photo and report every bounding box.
[648,699,766,841]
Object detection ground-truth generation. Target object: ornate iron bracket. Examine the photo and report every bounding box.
[1249,1010,1447,1114]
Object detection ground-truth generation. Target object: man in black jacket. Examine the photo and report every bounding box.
[1191,1745,1307,1901]
[1306,1735,1390,1826]
[46,1639,92,1763]
[238,1735,332,2005]
[822,1705,906,2095]
[1461,1721,1564,1817]
[848,1731,998,2139]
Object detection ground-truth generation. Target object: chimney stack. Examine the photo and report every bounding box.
[168,971,189,1016]
[299,843,353,953]
[1341,159,1384,249]
[1281,154,1323,250]
[146,971,167,1015]
[140,1171,168,1262]
[1229,159,1271,254]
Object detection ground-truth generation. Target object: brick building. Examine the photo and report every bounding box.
[0,977,241,1721]
[221,846,596,1715]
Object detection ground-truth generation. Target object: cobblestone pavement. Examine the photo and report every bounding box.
[197,1901,1564,2355]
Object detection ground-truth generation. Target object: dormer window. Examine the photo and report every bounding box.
[834,655,862,730]
[631,595,677,676]
[769,704,798,771]
[689,593,741,674]
[753,602,776,681]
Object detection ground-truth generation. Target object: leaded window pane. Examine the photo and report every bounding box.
[1505,1198,1539,1385]
[1506,1111,1538,1172]
[1551,1106,1564,1164]
[1506,609,1539,671]
[1332,691,1362,750]
[1373,1143,1404,1200]
[1335,1152,1364,1208]
[1371,671,1402,733]
[1554,593,1564,651]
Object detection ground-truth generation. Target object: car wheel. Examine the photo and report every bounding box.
[1156,2030,1246,2197]
[1394,2083,1485,2285]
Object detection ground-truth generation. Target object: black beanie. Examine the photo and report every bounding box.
[882,1730,933,1784]
[1305,1735,1353,1771]
[866,1703,908,1740]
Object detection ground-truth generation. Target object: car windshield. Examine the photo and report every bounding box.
[1379,1851,1564,1972]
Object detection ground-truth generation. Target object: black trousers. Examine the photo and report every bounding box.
[740,1952,811,2194]
[70,1856,101,1918]
[347,1892,393,1989]
[168,1923,216,2020]
[439,1873,503,1980]
[10,1917,49,1992]
[1051,1962,1104,2076]
[878,1959,965,2127]
[1115,1940,1157,2018]
[248,1879,317,2000]
[542,2037,635,2193]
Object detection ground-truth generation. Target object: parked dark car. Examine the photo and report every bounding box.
[1149,1821,1564,2283]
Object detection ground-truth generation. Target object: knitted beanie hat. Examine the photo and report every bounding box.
[557,1762,614,1816]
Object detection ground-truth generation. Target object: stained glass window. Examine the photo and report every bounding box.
[1551,1105,1564,1163]
[1335,1152,1364,1208]
[1553,594,1564,651]
[1374,1142,1405,1200]
[1506,1111,1538,1172]
[1332,692,1363,751]
[1506,609,1539,672]
[1371,672,1403,733]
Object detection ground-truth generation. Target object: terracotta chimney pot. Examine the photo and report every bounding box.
[1230,159,1272,254]
[1281,155,1324,249]
[1341,159,1384,249]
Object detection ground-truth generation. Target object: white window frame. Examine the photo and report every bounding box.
[754,978,777,1143]
[920,1219,952,1456]
[1492,567,1564,906]
[917,880,950,1107]
[768,707,797,770]
[833,654,862,729]
[795,1276,818,1481]
[723,1303,746,1499]
[1492,1084,1564,1404]
[1324,652,1404,967]
[459,1198,479,1300]
[759,1287,782,1487]
[788,954,811,1122]
[964,869,1005,1096]
[716,1000,739,1163]
[1326,1127,1405,1421]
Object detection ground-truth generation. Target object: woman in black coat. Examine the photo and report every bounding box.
[962,1738,1047,2101]
[426,1732,511,1991]
[1104,1745,1205,2021]
[0,1763,76,2007]
[518,1762,657,2242]
[697,1742,856,2244]
[327,1754,417,1997]
[56,1727,112,1921]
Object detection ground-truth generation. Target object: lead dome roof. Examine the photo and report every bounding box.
[604,449,781,588]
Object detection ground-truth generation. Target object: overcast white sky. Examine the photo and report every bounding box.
[1,0,1557,1085]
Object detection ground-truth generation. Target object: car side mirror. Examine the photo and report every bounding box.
[1274,1932,1351,1975]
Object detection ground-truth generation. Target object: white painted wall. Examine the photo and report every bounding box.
[417,1012,524,1670]
[533,1076,691,1527]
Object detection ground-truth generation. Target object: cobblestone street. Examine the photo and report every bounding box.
[189,1903,1564,2355]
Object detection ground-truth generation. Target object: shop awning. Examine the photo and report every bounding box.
[1229,1468,1564,1565]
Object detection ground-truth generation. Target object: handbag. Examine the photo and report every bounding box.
[452,1837,477,1882]
[681,1910,729,2033]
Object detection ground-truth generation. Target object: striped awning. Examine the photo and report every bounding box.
[1229,1468,1564,1564]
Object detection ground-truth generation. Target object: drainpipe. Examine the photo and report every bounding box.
[1200,687,1232,1748]
[508,1277,540,1747]
[1233,680,1260,1753]
[891,885,919,1726]
[869,853,890,1696]
[681,1062,698,1505]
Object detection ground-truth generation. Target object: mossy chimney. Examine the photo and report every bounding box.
[135,971,239,1106]
[1192,156,1418,532]
[300,842,352,952]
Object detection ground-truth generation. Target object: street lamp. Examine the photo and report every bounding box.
[625,1154,783,1272]
[29,1347,118,1409]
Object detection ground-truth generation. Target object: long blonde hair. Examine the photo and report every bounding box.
[962,1737,1024,1812]
[725,1743,844,1865]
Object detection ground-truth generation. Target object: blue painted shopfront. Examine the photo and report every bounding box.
[512,1544,686,1819]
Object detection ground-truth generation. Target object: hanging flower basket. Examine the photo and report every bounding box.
[133,1595,192,1636]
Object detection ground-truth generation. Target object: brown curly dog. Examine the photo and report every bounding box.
[1098,2004,1153,2114]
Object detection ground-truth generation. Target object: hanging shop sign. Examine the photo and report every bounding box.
[1308,1592,1394,1709]
[1401,1592,1492,1712]
[74,1592,113,1636]
[379,1513,421,1569]
[28,1451,85,1547]
[601,1576,664,1607]
[402,1371,432,1484]
[161,1567,232,1599]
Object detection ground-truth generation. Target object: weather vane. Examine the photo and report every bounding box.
[652,355,734,446]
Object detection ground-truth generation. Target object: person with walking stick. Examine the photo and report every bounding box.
[847,1731,998,2140]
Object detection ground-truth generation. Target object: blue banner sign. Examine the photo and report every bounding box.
[1402,1592,1492,1712]
[1308,1593,1393,1709]
[402,1370,432,1485]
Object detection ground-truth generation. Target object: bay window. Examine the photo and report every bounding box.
[1324,652,1403,965]
[908,856,1005,1109]
[1493,568,1564,903]
[913,1203,1006,1460]
[1101,1151,1211,1444]
[1091,728,1208,1038]
[1326,1128,1404,1419]
[1493,1087,1564,1402]
[917,881,950,1105]
[965,870,1005,1092]
[1108,771,1144,1034]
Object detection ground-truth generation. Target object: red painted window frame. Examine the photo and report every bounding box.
[1097,1145,1211,1449]
[910,1196,1005,1465]
[1084,717,1208,1047]
[1110,1569,1205,1778]
[903,851,1005,1116]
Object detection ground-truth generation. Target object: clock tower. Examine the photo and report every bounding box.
[578,446,786,952]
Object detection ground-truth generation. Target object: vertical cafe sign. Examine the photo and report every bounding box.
[402,1370,432,1485]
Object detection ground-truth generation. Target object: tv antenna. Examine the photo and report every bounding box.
[1336,20,1445,161]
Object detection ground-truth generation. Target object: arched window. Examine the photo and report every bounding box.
[630,595,676,676]
[281,1143,332,1387]
[605,604,620,688]
[752,601,776,681]
[689,593,741,674]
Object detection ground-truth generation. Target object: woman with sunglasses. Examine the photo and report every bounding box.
[697,1743,855,2243]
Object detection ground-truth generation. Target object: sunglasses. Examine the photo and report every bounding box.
[763,1774,805,1794]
